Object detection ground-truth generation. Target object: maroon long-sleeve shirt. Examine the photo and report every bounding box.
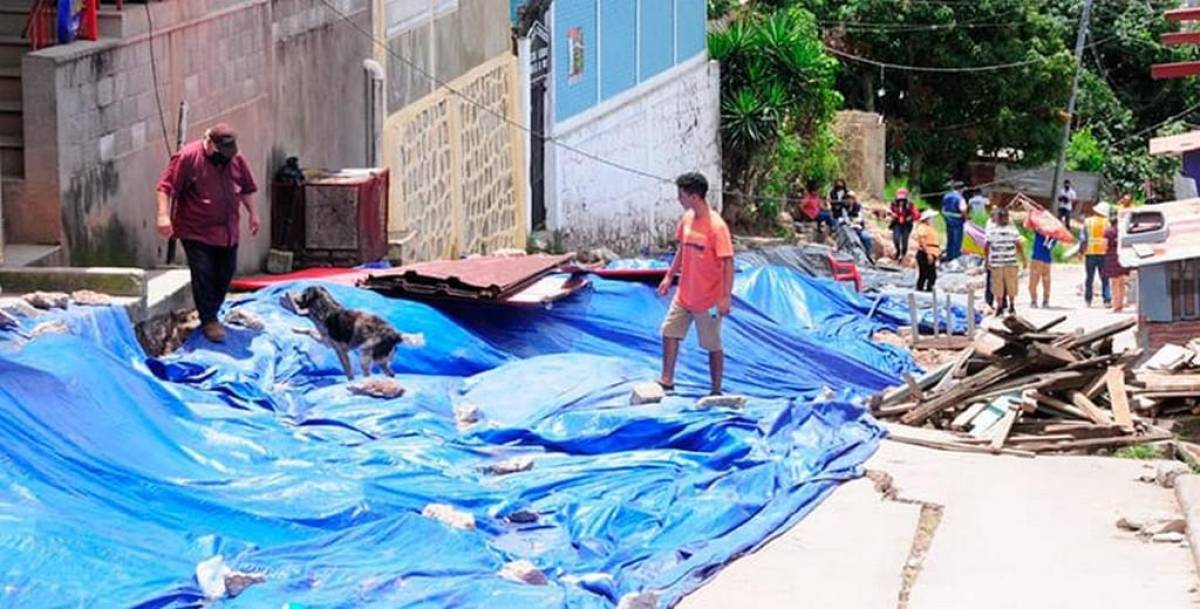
[156,140,258,247]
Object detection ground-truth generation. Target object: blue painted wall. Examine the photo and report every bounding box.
[639,0,674,80]
[554,0,708,122]
[1140,264,1172,322]
[554,0,599,122]
[600,1,637,100]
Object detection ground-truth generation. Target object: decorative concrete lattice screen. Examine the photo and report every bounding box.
[385,55,526,262]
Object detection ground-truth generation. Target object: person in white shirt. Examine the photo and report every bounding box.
[984,207,1026,316]
[1056,180,1078,230]
[968,188,989,217]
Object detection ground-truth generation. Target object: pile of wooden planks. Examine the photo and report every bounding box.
[871,315,1174,455]
[1131,341,1200,418]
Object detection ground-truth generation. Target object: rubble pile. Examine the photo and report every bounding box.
[871,315,1175,455]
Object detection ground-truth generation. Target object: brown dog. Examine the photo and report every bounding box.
[287,286,422,379]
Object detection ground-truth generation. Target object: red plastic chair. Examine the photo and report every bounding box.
[827,254,862,292]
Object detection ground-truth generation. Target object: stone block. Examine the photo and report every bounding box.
[113,72,127,99]
[98,132,116,162]
[630,382,665,405]
[97,76,115,107]
[131,121,146,150]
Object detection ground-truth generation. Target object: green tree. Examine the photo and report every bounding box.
[709,5,842,225]
[794,0,1074,193]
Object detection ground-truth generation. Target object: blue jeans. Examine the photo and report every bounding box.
[815,210,836,230]
[891,224,913,259]
[855,227,874,261]
[1084,255,1111,304]
[945,217,964,261]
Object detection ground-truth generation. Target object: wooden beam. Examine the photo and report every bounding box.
[1152,61,1200,80]
[1165,7,1200,22]
[1069,391,1115,426]
[990,405,1020,453]
[1106,367,1134,432]
[1161,31,1200,46]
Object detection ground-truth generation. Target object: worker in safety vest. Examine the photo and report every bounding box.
[1079,202,1112,308]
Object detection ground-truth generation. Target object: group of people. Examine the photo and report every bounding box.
[796,178,876,263]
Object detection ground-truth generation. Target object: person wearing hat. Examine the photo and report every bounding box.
[889,188,919,261]
[985,207,1026,316]
[914,210,941,292]
[1079,202,1112,308]
[837,190,874,263]
[940,180,968,261]
[156,123,261,343]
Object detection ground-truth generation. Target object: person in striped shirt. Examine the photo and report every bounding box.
[984,207,1025,316]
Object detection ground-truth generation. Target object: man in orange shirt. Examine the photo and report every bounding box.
[657,172,735,396]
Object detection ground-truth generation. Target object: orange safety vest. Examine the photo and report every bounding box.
[1084,216,1108,256]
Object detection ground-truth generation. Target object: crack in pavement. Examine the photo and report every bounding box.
[865,469,946,609]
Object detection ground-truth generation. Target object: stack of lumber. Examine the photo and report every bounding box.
[1131,340,1200,417]
[871,315,1173,455]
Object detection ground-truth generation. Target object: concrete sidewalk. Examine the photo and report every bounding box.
[682,441,1199,609]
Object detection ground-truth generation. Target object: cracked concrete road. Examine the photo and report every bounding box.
[681,441,1200,609]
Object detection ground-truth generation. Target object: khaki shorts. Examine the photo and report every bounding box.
[991,265,1019,300]
[661,299,724,352]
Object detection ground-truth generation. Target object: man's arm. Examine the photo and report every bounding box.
[657,246,684,296]
[156,191,172,237]
[240,193,261,236]
[155,153,184,238]
[719,257,734,315]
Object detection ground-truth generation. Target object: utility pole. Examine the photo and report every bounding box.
[1050,0,1094,203]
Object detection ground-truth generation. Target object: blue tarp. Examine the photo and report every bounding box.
[0,268,894,608]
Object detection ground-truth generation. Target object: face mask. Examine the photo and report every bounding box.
[207,150,231,167]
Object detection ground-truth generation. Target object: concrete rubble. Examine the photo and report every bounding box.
[630,382,665,405]
[454,403,482,429]
[421,503,476,530]
[480,456,535,476]
[70,289,112,306]
[225,308,265,331]
[194,555,265,601]
[617,591,660,609]
[23,291,69,310]
[348,378,406,399]
[696,395,747,410]
[498,560,548,585]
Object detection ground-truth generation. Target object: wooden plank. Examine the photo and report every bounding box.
[1106,367,1134,432]
[908,292,919,347]
[878,360,956,406]
[875,401,918,417]
[1069,391,1115,426]
[1064,319,1137,349]
[933,346,974,393]
[1034,315,1068,333]
[1023,431,1173,453]
[950,401,989,430]
[901,358,1035,426]
[1031,342,1081,366]
[886,432,1037,458]
[1083,370,1109,400]
[989,405,1020,453]
[1032,392,1089,420]
[903,373,925,402]
[966,287,976,336]
[1137,372,1200,392]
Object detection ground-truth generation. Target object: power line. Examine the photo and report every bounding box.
[822,45,1047,72]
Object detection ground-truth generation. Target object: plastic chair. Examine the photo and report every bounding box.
[827,254,862,292]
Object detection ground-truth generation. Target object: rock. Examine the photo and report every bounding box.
[194,556,265,601]
[814,386,836,403]
[422,503,476,530]
[505,509,540,524]
[498,560,548,585]
[23,291,69,310]
[455,403,482,429]
[70,290,112,306]
[225,308,265,331]
[578,247,620,264]
[267,249,294,274]
[1116,515,1186,536]
[349,378,406,399]
[29,321,70,337]
[1152,532,1187,543]
[630,382,666,405]
[1157,462,1191,489]
[617,591,660,609]
[696,395,748,410]
[481,455,535,476]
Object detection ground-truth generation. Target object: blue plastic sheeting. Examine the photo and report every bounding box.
[0,276,891,607]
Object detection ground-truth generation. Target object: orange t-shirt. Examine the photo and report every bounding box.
[675,209,734,312]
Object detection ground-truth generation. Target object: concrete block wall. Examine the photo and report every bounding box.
[833,110,886,202]
[385,54,525,262]
[23,0,372,270]
[550,57,721,254]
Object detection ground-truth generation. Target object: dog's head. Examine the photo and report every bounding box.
[290,286,340,318]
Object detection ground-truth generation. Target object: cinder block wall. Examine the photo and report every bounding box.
[551,58,722,254]
[23,0,372,270]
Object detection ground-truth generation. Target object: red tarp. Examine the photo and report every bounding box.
[229,267,370,292]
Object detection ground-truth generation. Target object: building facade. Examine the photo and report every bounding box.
[516,0,720,253]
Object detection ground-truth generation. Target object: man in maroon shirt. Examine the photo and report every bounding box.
[156,123,261,342]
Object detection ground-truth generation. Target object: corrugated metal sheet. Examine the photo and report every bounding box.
[363,253,576,300]
[1119,198,1200,268]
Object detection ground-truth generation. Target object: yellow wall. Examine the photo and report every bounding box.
[383,54,526,262]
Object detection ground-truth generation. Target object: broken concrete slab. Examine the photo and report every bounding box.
[616,591,659,609]
[348,378,406,399]
[70,289,112,306]
[695,395,747,410]
[498,560,548,585]
[631,382,665,405]
[421,503,476,531]
[0,267,145,297]
[22,291,69,310]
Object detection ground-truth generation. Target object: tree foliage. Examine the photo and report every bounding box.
[708,5,841,225]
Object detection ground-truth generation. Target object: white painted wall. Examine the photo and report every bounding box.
[547,56,721,253]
